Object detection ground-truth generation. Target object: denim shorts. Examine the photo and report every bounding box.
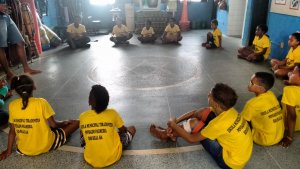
[0,13,24,47]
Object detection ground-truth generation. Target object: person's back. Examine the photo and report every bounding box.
[80,85,135,168]
[242,91,284,145]
[241,72,284,146]
[80,108,123,168]
[0,75,79,160]
[9,97,56,155]
[202,107,253,169]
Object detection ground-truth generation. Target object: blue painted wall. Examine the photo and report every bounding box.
[242,0,253,46]
[216,8,228,34]
[267,13,300,60]
[175,1,214,28]
[42,0,58,28]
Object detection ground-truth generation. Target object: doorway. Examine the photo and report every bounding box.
[248,0,270,45]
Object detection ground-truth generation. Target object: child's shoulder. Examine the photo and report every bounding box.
[80,108,118,118]
[263,34,270,40]
[284,85,300,93]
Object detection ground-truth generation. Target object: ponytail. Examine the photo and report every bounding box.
[10,75,34,110]
[20,89,30,110]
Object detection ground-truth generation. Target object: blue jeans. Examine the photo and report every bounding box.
[0,13,24,47]
[201,139,231,169]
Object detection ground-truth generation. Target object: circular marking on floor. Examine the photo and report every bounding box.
[1,127,203,156]
[87,56,201,90]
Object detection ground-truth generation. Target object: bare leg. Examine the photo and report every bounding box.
[15,42,41,74]
[127,126,136,137]
[0,48,15,80]
[150,124,178,142]
[61,120,80,138]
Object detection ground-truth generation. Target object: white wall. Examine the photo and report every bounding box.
[227,0,246,37]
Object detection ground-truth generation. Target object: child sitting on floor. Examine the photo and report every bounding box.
[161,18,182,44]
[271,32,300,78]
[150,83,253,169]
[201,19,222,49]
[0,75,79,160]
[110,18,133,45]
[238,24,270,62]
[138,20,156,43]
[280,65,300,147]
[80,85,136,168]
[241,72,284,146]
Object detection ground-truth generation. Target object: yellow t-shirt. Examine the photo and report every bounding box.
[164,24,180,33]
[212,28,222,47]
[66,23,86,34]
[112,24,129,37]
[252,35,271,60]
[286,46,300,67]
[80,109,124,168]
[241,91,284,146]
[281,86,300,131]
[201,108,253,169]
[9,98,55,156]
[141,27,155,37]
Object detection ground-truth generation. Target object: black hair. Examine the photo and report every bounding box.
[89,85,109,114]
[169,18,176,22]
[211,83,237,110]
[257,24,268,33]
[291,32,300,45]
[146,20,152,25]
[254,72,275,91]
[10,75,34,110]
[211,19,218,26]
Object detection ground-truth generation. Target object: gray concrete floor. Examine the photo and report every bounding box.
[0,30,299,168]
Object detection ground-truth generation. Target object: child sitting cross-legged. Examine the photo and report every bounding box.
[161,18,182,44]
[137,20,156,43]
[238,24,271,62]
[110,17,133,45]
[271,32,300,78]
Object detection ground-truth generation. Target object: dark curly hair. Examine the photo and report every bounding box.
[211,83,237,110]
[89,85,109,114]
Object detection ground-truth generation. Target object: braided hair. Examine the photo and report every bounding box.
[10,75,34,110]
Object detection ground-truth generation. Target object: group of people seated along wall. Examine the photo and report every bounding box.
[110,17,182,45]
[237,24,300,79]
[65,16,183,48]
[1,66,300,168]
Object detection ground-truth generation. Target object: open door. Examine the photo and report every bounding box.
[248,0,270,45]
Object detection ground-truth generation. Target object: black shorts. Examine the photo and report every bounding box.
[50,128,67,150]
[119,131,133,149]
